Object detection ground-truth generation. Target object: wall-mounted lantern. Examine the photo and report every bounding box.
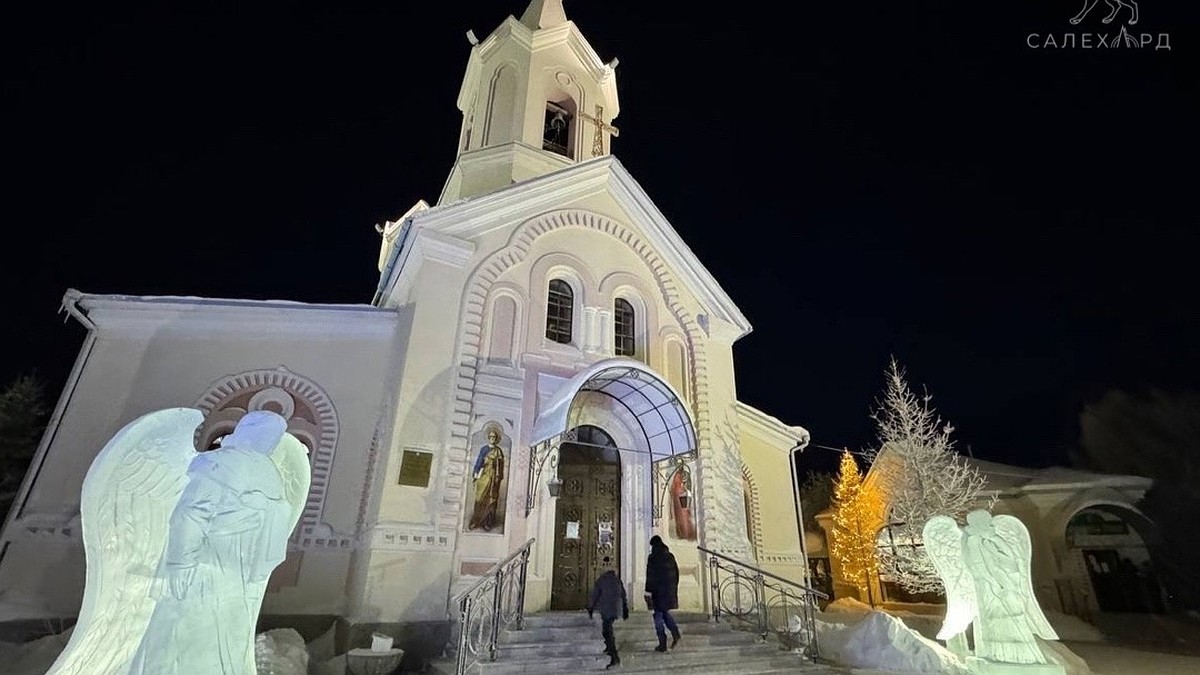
[547,475,564,499]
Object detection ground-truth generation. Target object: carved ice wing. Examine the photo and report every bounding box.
[992,514,1058,640]
[270,432,313,534]
[922,515,977,641]
[47,407,204,675]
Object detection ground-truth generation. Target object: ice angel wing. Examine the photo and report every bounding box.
[922,515,977,641]
[992,514,1058,640]
[47,407,204,675]
[270,431,313,535]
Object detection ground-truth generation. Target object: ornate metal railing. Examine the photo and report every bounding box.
[449,538,535,675]
[698,546,829,660]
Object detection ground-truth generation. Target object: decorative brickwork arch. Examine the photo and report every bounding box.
[194,365,339,532]
[441,209,712,535]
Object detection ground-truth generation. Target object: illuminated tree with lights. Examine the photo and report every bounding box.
[869,357,991,595]
[830,449,885,605]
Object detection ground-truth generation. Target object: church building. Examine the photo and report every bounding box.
[0,1,812,664]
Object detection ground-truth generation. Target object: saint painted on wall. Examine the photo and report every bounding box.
[670,463,696,541]
[467,422,510,533]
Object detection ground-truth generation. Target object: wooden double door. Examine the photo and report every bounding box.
[550,445,621,610]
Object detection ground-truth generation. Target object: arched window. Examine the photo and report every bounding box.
[546,279,574,344]
[614,298,636,357]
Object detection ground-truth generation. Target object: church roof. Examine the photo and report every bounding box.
[519,0,568,30]
[61,289,399,334]
[404,155,753,337]
[735,401,810,451]
[64,289,392,314]
[863,442,1153,496]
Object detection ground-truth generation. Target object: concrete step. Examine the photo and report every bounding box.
[428,610,838,675]
[498,631,758,657]
[473,643,803,674]
[430,652,830,675]
[499,620,742,644]
[519,611,711,630]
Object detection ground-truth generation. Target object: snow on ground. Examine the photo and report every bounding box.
[0,625,343,675]
[815,607,1098,674]
[1044,611,1105,642]
[816,611,970,674]
[822,598,1105,643]
[1064,641,1200,675]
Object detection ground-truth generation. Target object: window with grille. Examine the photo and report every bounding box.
[546,279,574,344]
[614,298,636,356]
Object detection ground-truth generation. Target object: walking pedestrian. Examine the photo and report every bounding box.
[644,535,681,652]
[588,555,629,669]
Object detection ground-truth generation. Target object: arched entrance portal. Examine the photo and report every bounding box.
[551,425,621,609]
[527,358,698,612]
[1066,505,1166,613]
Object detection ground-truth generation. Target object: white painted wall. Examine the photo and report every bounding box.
[0,299,403,619]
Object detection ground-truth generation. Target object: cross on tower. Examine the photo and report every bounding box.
[576,104,619,157]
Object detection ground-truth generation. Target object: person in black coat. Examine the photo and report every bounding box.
[643,535,681,652]
[588,556,629,669]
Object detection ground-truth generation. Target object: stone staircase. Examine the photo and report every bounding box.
[429,610,837,674]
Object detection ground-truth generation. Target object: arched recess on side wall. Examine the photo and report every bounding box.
[484,63,520,146]
[742,463,762,560]
[193,365,340,538]
[484,284,526,365]
[661,333,690,407]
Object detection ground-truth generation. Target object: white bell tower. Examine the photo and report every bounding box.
[438,0,621,204]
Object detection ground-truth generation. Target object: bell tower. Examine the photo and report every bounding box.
[438,0,621,205]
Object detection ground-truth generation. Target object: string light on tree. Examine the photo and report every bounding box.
[830,449,885,606]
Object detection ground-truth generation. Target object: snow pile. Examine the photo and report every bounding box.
[826,597,875,615]
[1039,638,1095,675]
[823,598,1105,645]
[254,628,310,675]
[1044,611,1105,642]
[817,610,969,674]
[820,597,943,642]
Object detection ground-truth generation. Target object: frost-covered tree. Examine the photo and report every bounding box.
[868,358,990,595]
[830,450,884,604]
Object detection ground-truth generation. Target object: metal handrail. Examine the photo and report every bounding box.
[698,545,825,660]
[449,538,536,675]
[451,537,536,605]
[698,546,829,600]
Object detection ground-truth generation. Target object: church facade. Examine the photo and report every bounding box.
[0,0,812,660]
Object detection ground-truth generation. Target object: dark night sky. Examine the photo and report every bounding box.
[3,1,1196,477]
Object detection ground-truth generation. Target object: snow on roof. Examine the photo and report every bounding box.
[964,456,1151,493]
[66,289,393,314]
[864,444,1151,496]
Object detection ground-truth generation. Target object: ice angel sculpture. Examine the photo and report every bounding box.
[47,408,311,675]
[923,511,1060,673]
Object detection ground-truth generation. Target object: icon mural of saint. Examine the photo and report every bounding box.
[468,422,508,532]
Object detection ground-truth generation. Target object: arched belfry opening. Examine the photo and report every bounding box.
[527,358,698,611]
[542,97,576,159]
